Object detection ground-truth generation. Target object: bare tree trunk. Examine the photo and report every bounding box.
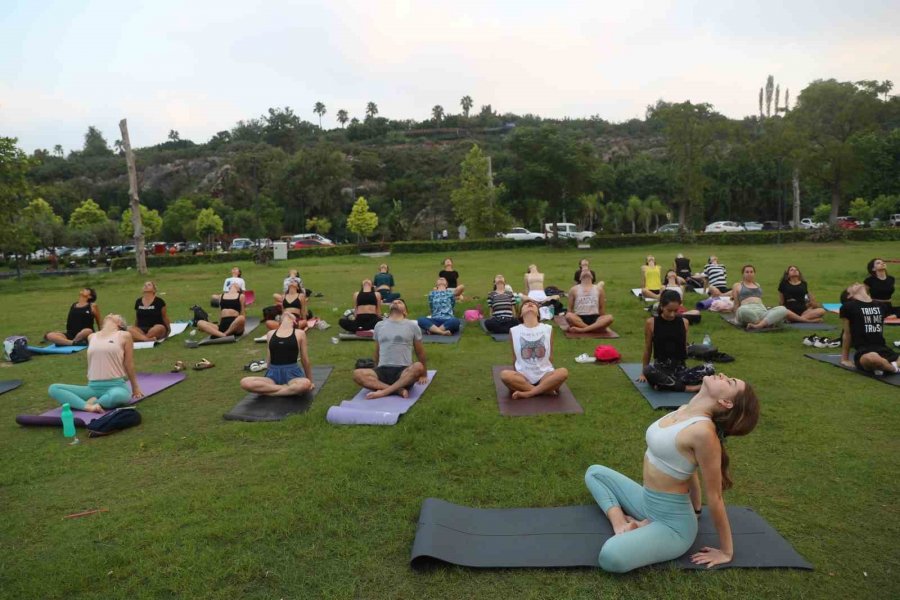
[119,119,147,274]
[830,185,840,225]
[791,167,801,229]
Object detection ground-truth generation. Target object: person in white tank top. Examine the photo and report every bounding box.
[564,270,615,333]
[500,298,569,398]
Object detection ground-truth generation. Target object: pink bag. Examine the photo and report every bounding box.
[464,307,483,322]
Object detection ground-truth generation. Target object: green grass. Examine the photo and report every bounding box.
[0,242,898,599]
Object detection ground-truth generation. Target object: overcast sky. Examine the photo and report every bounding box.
[2,0,898,153]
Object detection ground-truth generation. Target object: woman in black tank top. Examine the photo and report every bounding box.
[339,279,383,332]
[638,290,714,392]
[45,287,101,346]
[265,279,308,331]
[240,312,314,396]
[196,282,247,338]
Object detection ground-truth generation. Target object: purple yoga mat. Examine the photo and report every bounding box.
[15,372,186,427]
[326,370,436,425]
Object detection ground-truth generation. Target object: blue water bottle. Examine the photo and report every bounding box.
[60,403,78,444]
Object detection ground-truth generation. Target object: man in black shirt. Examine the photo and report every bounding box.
[839,283,899,375]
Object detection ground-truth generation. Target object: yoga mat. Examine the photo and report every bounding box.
[887,315,900,326]
[492,365,582,417]
[223,365,333,422]
[720,313,781,333]
[618,363,693,409]
[410,498,813,570]
[822,303,897,325]
[338,332,375,341]
[690,287,709,296]
[326,370,436,425]
[191,316,262,346]
[823,303,841,314]
[553,315,619,339]
[0,379,23,395]
[15,372,186,427]
[630,288,656,302]
[26,344,86,355]
[479,319,510,342]
[422,323,464,344]
[805,353,900,386]
[168,321,189,337]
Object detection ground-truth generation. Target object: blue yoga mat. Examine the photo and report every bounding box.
[27,344,87,355]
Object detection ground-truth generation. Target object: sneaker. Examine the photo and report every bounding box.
[254,335,268,343]
[316,319,330,330]
[823,338,841,348]
[813,337,832,348]
[575,353,597,364]
[893,341,899,348]
[699,363,716,377]
[803,335,820,347]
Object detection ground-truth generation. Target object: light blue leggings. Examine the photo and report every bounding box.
[585,464,697,573]
[48,378,130,410]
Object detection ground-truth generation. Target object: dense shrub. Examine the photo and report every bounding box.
[391,238,554,254]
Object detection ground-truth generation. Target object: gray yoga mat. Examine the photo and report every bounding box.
[223,365,333,422]
[618,363,693,409]
[479,319,510,342]
[492,365,582,416]
[326,370,437,425]
[720,313,781,333]
[188,316,262,347]
[421,323,464,344]
[0,380,23,396]
[805,353,900,386]
[338,332,374,341]
[410,498,813,570]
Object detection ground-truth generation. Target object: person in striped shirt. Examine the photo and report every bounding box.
[702,256,731,298]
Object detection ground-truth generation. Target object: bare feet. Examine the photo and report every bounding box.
[365,387,408,399]
[613,520,639,535]
[84,400,105,414]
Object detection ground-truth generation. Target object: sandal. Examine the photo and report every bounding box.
[193,358,215,371]
[171,360,186,373]
[575,353,597,364]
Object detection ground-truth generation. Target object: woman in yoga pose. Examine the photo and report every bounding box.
[585,373,759,571]
[500,298,568,399]
[240,311,314,397]
[703,256,730,297]
[574,258,597,284]
[523,264,559,303]
[840,283,899,374]
[565,270,614,334]
[266,278,308,331]
[339,279,383,333]
[778,266,826,323]
[48,314,143,413]
[639,290,713,392]
[438,258,464,294]
[418,277,464,335]
[732,265,788,330]
[273,269,304,305]
[129,281,171,342]
[641,256,663,300]
[864,258,896,317]
[484,274,519,334]
[44,287,101,346]
[196,282,246,338]
[373,263,400,302]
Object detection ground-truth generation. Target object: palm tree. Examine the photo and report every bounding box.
[624,196,646,234]
[432,105,444,124]
[336,109,349,128]
[313,102,327,129]
[365,102,378,120]
[645,195,668,232]
[578,192,603,231]
[460,95,473,119]
[53,144,63,157]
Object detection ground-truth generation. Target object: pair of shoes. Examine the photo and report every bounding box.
[575,353,596,363]
[192,358,214,370]
[814,337,841,349]
[244,359,267,372]
[170,360,186,373]
[802,335,820,346]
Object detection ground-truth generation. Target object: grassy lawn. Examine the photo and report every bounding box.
[0,241,897,599]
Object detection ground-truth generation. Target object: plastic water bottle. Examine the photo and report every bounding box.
[60,403,79,445]
[702,333,712,346]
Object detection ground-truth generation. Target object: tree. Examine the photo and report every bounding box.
[624,195,648,234]
[53,144,63,157]
[113,139,124,155]
[82,126,113,157]
[271,147,351,231]
[432,105,444,124]
[314,102,327,129]
[0,139,35,268]
[645,195,668,231]
[21,198,64,250]
[365,102,379,120]
[168,130,181,142]
[306,216,332,235]
[871,194,900,220]
[450,144,511,237]
[812,203,831,224]
[384,199,409,240]
[848,198,874,225]
[121,205,163,240]
[195,207,224,247]
[69,199,108,229]
[765,75,775,118]
[162,198,199,241]
[337,109,349,128]
[460,95,473,119]
[346,196,379,241]
[577,192,602,231]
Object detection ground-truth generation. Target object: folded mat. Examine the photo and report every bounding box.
[720,313,781,333]
[410,498,812,570]
[630,288,657,302]
[15,372,186,427]
[191,316,262,346]
[26,344,86,355]
[492,365,582,416]
[618,363,693,409]
[805,353,900,386]
[553,315,619,339]
[479,319,510,342]
[223,365,333,422]
[0,379,24,396]
[326,370,436,425]
[422,323,464,344]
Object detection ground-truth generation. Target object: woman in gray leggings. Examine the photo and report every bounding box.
[731,265,789,330]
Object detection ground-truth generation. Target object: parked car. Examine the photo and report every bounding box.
[229,238,253,251]
[890,214,900,227]
[291,238,327,249]
[253,238,273,249]
[655,223,681,234]
[500,227,545,241]
[836,216,859,230]
[69,247,91,258]
[704,221,745,233]
[762,221,789,231]
[543,222,595,242]
[291,233,334,246]
[742,221,763,231]
[795,218,825,230]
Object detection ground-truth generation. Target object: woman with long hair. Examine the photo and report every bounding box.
[778,265,826,323]
[339,279,383,333]
[732,265,789,330]
[266,278,308,331]
[129,281,171,342]
[241,312,314,397]
[196,282,246,338]
[640,255,663,300]
[585,374,759,572]
[485,274,519,334]
[44,287,101,346]
[864,258,896,317]
[374,263,400,302]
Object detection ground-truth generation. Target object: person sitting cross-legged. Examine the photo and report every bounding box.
[500,298,569,399]
[240,312,314,397]
[353,299,428,399]
[417,277,464,336]
[565,269,614,334]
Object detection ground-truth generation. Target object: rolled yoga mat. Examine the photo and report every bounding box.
[421,323,464,344]
[0,379,24,396]
[805,353,900,386]
[553,315,619,339]
[15,372,187,427]
[492,365,582,417]
[618,363,693,409]
[479,319,510,342]
[26,344,86,355]
[326,370,436,425]
[409,498,813,570]
[223,365,334,422]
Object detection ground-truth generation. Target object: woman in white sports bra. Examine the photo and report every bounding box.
[585,373,759,572]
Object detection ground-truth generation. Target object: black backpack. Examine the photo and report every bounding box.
[86,406,142,437]
[3,336,31,363]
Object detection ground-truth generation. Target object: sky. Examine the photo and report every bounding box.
[1,0,898,153]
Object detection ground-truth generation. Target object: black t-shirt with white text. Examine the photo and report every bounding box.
[135,296,166,329]
[839,300,887,351]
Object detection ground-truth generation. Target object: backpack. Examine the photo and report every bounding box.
[86,406,142,437]
[594,345,621,364]
[189,305,210,326]
[3,336,31,363]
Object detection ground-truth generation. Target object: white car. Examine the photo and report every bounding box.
[500,227,545,241]
[704,221,745,233]
[797,218,825,230]
[543,222,596,242]
[69,247,91,258]
[291,233,334,246]
[742,221,763,231]
[889,214,900,227]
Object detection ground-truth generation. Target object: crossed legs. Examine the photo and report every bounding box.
[353,362,425,399]
[500,368,569,399]
[240,375,313,396]
[45,328,92,346]
[565,313,614,333]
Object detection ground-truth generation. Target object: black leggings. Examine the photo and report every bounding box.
[339,313,381,332]
[484,316,518,334]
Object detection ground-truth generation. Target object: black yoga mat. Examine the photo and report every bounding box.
[188,316,262,347]
[223,365,333,422]
[422,322,464,344]
[0,380,23,396]
[618,363,692,409]
[479,319,510,342]
[410,498,812,570]
[805,353,900,386]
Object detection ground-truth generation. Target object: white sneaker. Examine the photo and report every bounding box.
[802,335,819,347]
[575,353,596,364]
[254,335,267,343]
[316,320,330,330]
